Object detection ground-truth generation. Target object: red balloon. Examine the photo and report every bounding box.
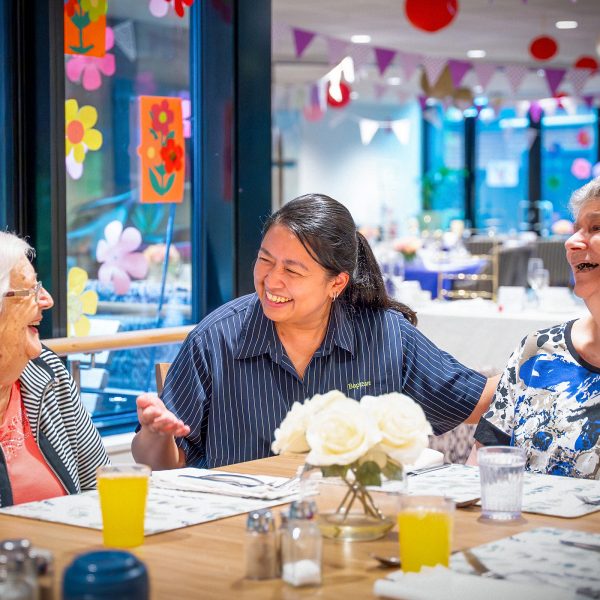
[405,0,458,33]
[529,36,558,61]
[574,55,599,71]
[327,82,351,108]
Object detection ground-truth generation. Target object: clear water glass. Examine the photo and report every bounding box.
[478,446,526,521]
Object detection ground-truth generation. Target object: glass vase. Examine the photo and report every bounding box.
[301,464,405,542]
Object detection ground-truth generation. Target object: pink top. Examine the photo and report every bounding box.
[0,382,67,505]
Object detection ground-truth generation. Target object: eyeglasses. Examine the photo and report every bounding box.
[2,281,44,302]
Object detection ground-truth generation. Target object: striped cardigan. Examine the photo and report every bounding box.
[0,347,109,507]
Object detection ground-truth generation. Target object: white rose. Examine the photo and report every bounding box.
[305,398,382,466]
[360,393,433,464]
[271,401,311,454]
[304,389,348,415]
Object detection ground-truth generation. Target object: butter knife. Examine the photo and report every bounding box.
[560,540,600,553]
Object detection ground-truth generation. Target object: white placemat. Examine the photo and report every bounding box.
[0,471,297,535]
[450,527,600,598]
[381,464,600,517]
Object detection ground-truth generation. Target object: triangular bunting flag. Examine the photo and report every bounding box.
[325,36,349,65]
[374,83,387,100]
[567,68,592,97]
[292,27,316,58]
[417,95,428,111]
[398,51,422,81]
[473,63,497,90]
[391,119,411,145]
[447,59,472,88]
[529,101,543,123]
[544,68,566,96]
[422,56,447,87]
[272,21,289,45]
[349,43,372,70]
[359,119,379,145]
[113,20,136,62]
[504,65,529,93]
[374,47,396,76]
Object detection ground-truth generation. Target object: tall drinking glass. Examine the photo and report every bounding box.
[398,495,454,573]
[97,464,151,548]
[478,447,526,521]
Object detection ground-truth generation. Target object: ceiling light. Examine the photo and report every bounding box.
[467,49,486,58]
[387,77,402,85]
[351,35,371,44]
[555,21,578,29]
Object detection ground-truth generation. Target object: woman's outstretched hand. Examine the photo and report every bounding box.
[136,393,190,438]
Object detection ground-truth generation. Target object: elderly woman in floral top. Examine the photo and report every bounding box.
[473,177,600,479]
[0,232,108,506]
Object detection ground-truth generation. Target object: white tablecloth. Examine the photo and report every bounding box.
[415,299,586,373]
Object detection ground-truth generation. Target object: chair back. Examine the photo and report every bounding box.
[155,362,172,395]
[437,248,499,301]
[534,239,571,287]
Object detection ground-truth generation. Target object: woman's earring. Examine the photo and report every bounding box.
[332,292,339,302]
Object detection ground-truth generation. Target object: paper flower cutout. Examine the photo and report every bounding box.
[150,100,175,136]
[65,99,103,164]
[149,0,194,18]
[80,0,108,22]
[571,158,592,180]
[66,27,115,91]
[160,138,184,173]
[96,221,148,295]
[67,267,98,337]
[182,99,191,138]
[64,0,78,17]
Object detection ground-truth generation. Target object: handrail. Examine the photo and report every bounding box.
[43,325,194,357]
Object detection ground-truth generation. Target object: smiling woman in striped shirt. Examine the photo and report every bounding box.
[133,194,499,469]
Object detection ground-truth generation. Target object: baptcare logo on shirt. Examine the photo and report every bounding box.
[347,380,371,391]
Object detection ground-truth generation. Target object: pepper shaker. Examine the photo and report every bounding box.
[245,509,279,580]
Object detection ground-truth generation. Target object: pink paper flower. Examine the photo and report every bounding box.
[571,158,592,180]
[96,221,148,295]
[66,27,116,91]
[149,0,170,17]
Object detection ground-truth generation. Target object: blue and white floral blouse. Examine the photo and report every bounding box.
[474,320,600,479]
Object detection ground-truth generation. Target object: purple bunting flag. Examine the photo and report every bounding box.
[447,59,472,88]
[374,47,396,76]
[544,68,566,96]
[398,51,422,81]
[292,27,316,58]
[504,65,529,93]
[422,56,447,87]
[325,36,349,65]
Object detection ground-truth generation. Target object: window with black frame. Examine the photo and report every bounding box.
[63,0,194,432]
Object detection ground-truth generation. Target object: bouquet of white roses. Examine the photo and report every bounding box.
[272,390,433,489]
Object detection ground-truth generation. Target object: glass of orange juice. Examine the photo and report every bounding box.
[397,495,454,573]
[97,464,151,548]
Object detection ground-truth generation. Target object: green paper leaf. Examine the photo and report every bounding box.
[155,163,166,176]
[149,129,158,140]
[149,169,164,195]
[320,465,348,479]
[382,460,404,481]
[71,13,90,29]
[166,131,175,140]
[163,173,175,194]
[355,461,382,487]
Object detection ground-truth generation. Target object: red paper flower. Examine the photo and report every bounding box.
[167,0,194,18]
[64,0,79,17]
[150,100,174,137]
[160,138,183,173]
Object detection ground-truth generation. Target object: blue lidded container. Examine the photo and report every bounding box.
[62,550,149,600]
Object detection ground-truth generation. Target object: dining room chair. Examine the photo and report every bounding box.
[436,249,499,301]
[155,362,172,395]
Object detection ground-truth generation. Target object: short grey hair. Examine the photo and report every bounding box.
[0,231,35,310]
[569,176,600,219]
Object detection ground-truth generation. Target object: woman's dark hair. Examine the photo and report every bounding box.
[263,193,417,325]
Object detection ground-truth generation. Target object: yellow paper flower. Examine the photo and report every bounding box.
[65,99,103,164]
[80,0,108,22]
[67,267,98,337]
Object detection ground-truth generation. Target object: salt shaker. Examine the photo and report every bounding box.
[281,499,322,587]
[0,552,36,600]
[0,540,38,600]
[245,509,279,580]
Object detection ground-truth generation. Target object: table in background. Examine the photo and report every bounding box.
[415,299,587,372]
[1,455,599,599]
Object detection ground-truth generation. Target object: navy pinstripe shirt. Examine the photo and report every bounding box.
[161,293,486,468]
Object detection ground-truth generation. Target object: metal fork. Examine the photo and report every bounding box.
[461,549,505,580]
[178,472,299,490]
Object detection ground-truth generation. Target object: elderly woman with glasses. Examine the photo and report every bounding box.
[0,231,108,506]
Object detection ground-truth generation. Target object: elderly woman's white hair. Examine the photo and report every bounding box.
[570,176,600,219]
[0,231,35,309]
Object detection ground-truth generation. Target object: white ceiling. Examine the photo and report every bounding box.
[272,0,600,96]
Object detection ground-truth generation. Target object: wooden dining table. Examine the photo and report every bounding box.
[1,454,599,599]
